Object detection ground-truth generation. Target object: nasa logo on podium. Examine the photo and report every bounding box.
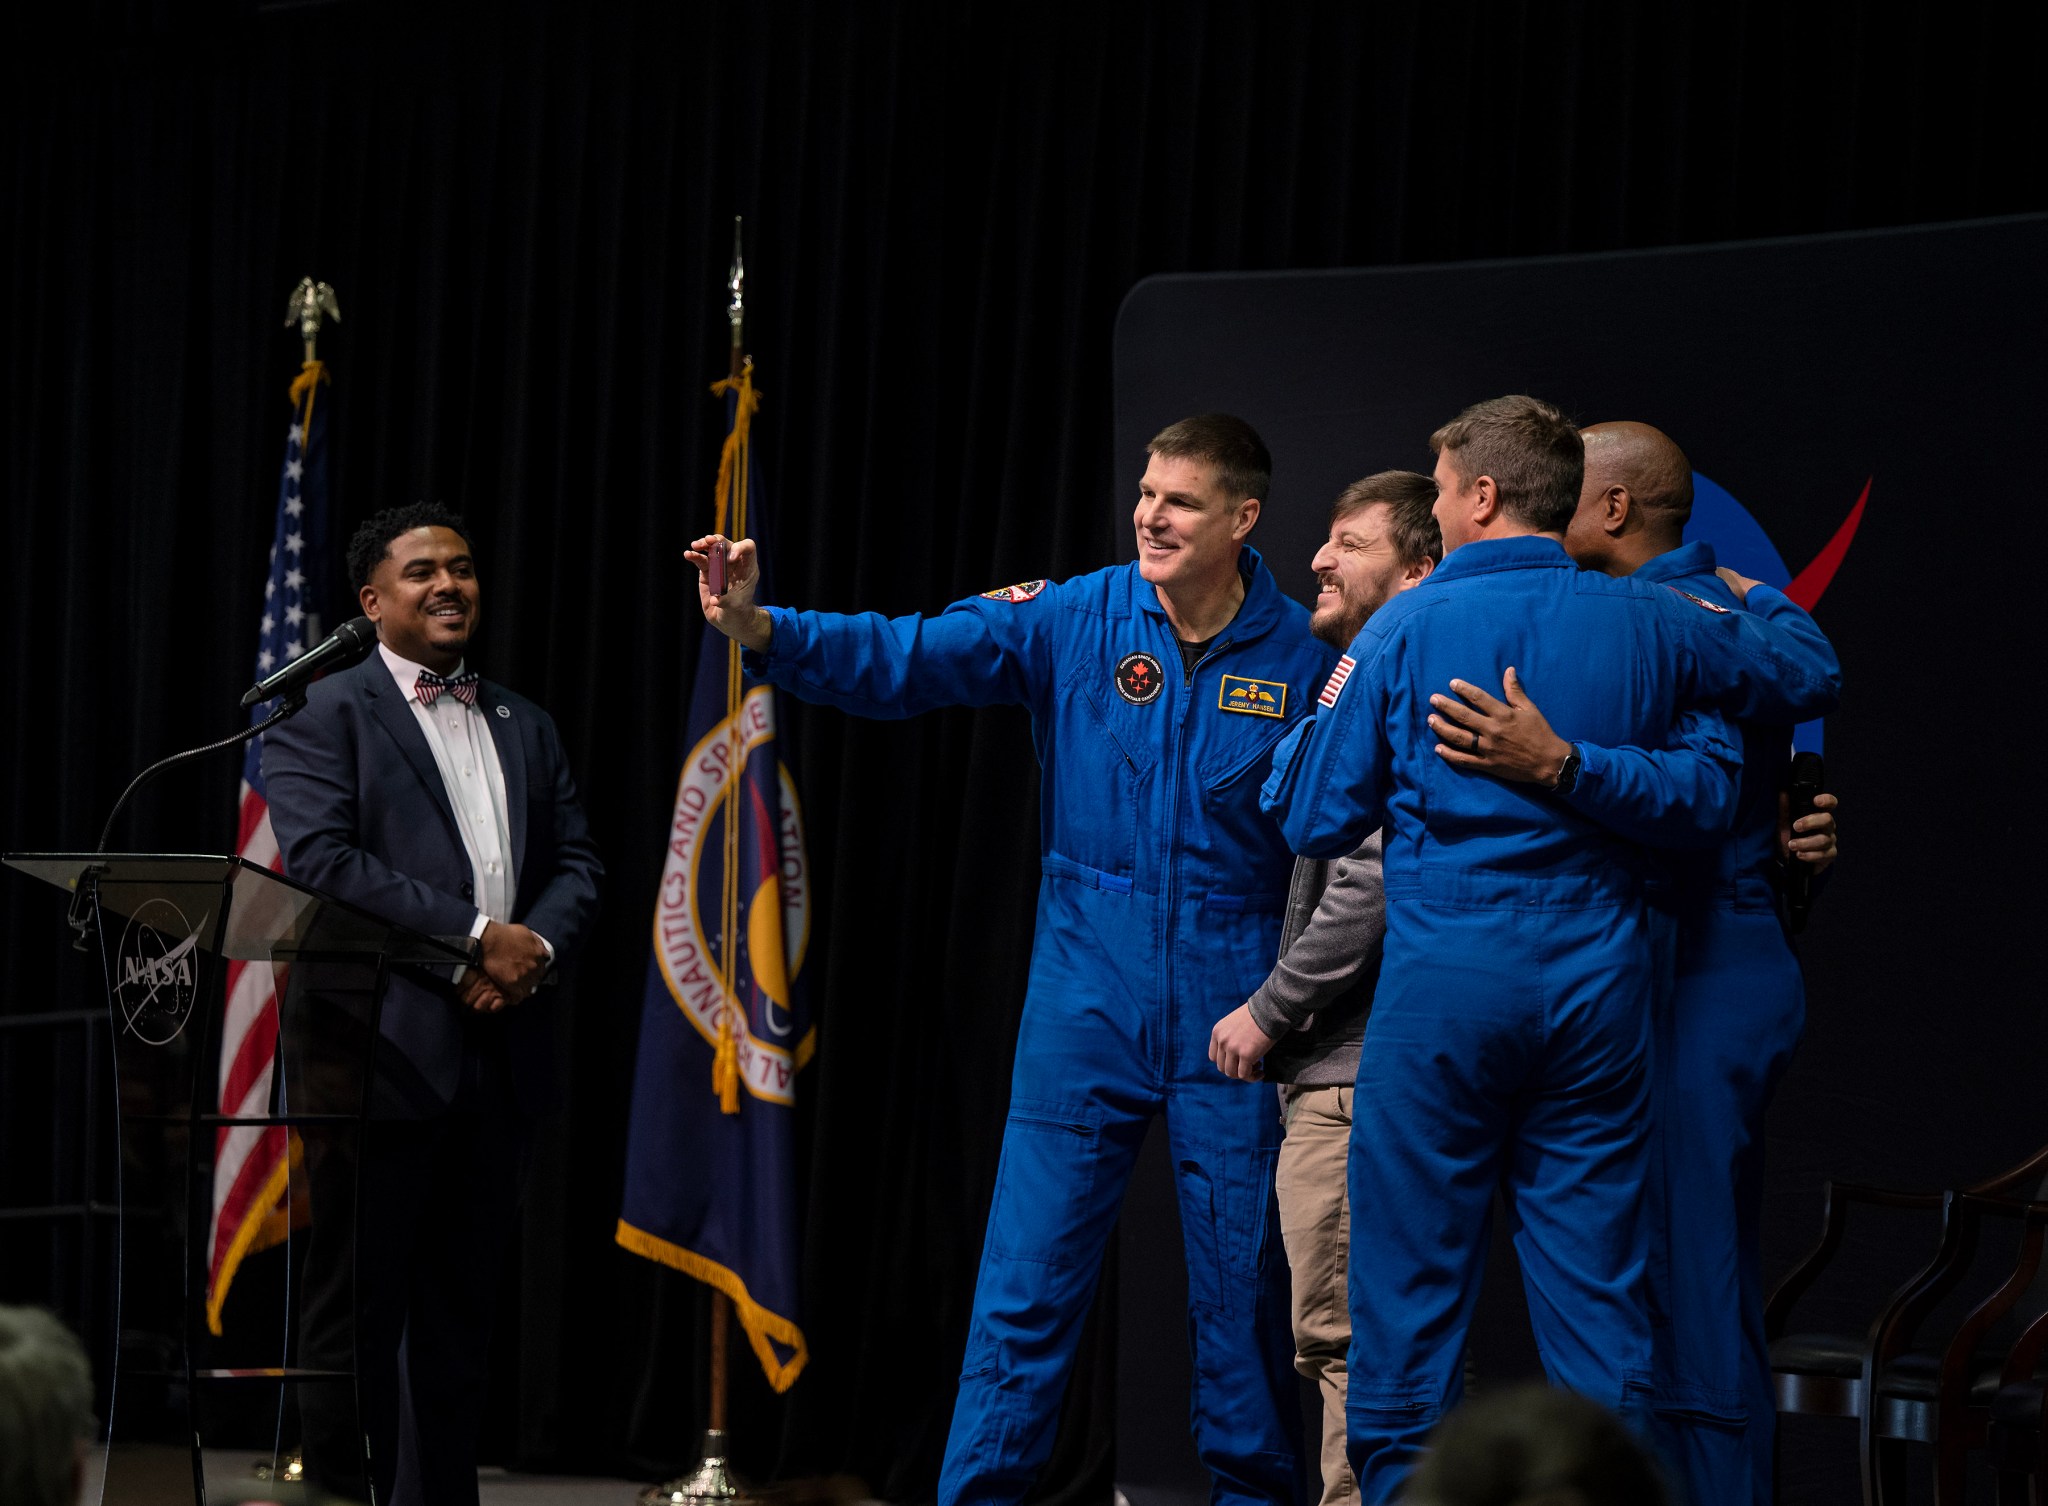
[114,899,200,1045]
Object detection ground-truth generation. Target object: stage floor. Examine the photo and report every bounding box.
[81,1447,857,1506]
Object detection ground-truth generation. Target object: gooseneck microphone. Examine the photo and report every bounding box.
[240,615,378,708]
[88,616,377,867]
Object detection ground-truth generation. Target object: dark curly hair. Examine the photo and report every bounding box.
[345,503,478,590]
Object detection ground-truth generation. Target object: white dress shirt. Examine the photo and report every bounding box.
[376,643,541,969]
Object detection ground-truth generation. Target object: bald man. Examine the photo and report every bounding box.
[1430,420,1839,1506]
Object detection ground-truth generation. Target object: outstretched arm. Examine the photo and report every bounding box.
[689,533,1055,719]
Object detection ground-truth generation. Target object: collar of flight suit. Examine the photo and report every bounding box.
[1428,533,1581,585]
[1628,538,1719,584]
[1133,543,1287,644]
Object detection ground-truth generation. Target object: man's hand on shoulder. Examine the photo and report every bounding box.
[686,534,774,652]
[1208,1004,1277,1083]
[1715,565,1761,603]
[480,920,550,1004]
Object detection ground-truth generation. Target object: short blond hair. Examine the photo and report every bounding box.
[0,1305,93,1506]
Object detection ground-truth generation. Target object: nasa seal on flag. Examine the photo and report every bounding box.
[653,684,813,1105]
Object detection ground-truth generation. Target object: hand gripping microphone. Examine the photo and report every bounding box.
[240,615,378,707]
[1783,751,1825,935]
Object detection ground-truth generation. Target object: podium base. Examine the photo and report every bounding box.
[251,1450,305,1484]
[639,1429,755,1506]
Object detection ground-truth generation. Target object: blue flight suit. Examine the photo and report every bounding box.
[1257,536,1841,1506]
[1629,543,1838,1506]
[749,548,1331,1506]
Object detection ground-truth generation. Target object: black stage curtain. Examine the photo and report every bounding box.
[2,3,2042,1501]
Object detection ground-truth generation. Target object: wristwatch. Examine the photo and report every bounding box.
[1550,745,1583,796]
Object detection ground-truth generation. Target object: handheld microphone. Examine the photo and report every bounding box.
[1783,751,1825,935]
[240,615,378,707]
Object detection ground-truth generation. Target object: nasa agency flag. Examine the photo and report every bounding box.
[616,366,814,1391]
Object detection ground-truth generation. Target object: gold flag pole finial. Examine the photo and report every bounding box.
[284,277,342,364]
[727,218,745,380]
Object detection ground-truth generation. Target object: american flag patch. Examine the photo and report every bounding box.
[1318,655,1356,708]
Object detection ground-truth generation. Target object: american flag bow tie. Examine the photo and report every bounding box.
[415,669,480,707]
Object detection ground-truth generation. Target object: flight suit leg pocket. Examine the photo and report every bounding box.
[985,1097,1105,1269]
[1177,1141,1278,1313]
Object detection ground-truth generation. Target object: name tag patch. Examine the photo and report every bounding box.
[1217,675,1287,718]
[1318,655,1356,708]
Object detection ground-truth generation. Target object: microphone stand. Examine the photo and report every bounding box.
[69,689,309,949]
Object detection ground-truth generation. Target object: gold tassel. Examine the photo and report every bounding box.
[713,1016,741,1115]
[288,359,327,451]
[707,362,760,1115]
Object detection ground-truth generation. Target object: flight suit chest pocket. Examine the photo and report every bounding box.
[1193,719,1297,875]
[1196,717,1292,798]
[1048,669,1151,878]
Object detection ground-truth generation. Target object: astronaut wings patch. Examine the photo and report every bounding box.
[981,579,1048,603]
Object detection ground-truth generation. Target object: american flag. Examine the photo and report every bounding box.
[1318,653,1356,709]
[206,363,331,1335]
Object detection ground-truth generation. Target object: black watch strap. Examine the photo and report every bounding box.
[1551,746,1583,796]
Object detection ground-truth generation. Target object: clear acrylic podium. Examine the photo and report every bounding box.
[4,852,475,1505]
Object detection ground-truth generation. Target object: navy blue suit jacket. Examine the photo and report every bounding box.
[261,654,603,1115]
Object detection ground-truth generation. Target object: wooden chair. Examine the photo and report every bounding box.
[1989,1303,2048,1504]
[1765,1144,2048,1505]
[1766,1182,1959,1432]
[1861,1194,2048,1503]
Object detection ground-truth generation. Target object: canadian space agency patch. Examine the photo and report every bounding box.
[1115,651,1165,705]
[981,579,1048,603]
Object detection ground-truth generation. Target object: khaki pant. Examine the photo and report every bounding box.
[1276,1083,1355,1506]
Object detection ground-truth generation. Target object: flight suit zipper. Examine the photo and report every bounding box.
[1162,633,1234,1072]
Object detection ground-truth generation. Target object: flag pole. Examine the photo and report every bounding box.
[238,277,339,1494]
[638,217,758,1506]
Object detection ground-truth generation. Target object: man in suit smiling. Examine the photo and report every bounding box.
[263,503,602,1506]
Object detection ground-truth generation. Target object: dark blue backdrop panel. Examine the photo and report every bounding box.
[1109,215,2048,1505]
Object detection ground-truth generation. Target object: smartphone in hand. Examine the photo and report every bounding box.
[707,539,729,597]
